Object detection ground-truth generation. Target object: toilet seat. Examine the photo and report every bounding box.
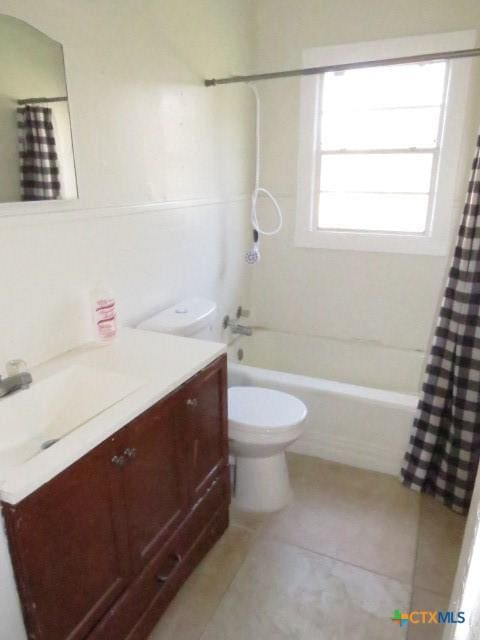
[228,386,307,442]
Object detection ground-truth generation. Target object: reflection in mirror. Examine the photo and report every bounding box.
[0,14,78,203]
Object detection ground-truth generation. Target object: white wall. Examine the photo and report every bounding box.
[249,0,480,365]
[0,0,254,367]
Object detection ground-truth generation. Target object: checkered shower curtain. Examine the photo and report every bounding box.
[401,132,480,514]
[17,105,60,200]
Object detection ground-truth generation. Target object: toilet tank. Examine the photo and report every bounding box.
[137,298,216,340]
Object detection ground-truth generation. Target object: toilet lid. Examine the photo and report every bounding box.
[228,386,307,432]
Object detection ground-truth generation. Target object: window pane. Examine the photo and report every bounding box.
[318,192,429,232]
[320,153,433,193]
[321,61,447,110]
[320,106,441,150]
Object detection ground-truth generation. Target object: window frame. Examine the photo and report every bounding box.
[295,31,476,255]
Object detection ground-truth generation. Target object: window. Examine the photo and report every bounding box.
[295,32,475,254]
[318,62,446,233]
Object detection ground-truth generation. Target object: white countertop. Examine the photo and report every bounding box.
[0,328,226,505]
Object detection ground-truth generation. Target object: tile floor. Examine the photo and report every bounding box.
[149,454,466,640]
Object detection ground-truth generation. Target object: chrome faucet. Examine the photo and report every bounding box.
[0,360,32,398]
[223,313,253,337]
[230,323,253,336]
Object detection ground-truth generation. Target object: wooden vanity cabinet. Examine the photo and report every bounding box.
[2,354,229,640]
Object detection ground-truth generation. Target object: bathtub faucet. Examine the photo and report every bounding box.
[231,323,253,336]
[223,315,253,337]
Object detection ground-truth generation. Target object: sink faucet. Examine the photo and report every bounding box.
[0,360,32,398]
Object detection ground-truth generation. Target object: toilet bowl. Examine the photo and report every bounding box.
[228,386,307,513]
[138,299,308,513]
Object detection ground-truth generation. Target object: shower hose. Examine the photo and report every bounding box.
[245,83,283,263]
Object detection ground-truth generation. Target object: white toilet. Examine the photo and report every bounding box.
[138,298,307,513]
[228,386,306,512]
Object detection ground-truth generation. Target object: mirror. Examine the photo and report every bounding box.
[0,14,78,203]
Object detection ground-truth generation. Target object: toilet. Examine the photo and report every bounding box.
[228,386,306,512]
[138,298,307,513]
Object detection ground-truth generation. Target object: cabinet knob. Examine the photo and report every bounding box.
[124,447,137,459]
[186,398,198,408]
[156,552,182,585]
[111,455,126,467]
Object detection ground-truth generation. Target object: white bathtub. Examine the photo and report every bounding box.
[228,330,421,476]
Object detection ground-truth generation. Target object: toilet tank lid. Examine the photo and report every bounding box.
[137,298,216,336]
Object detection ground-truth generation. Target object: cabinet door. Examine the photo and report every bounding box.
[2,434,131,640]
[120,393,189,572]
[183,355,228,503]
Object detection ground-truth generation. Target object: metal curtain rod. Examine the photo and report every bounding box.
[204,47,480,86]
[17,96,68,105]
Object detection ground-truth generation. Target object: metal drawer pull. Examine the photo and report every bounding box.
[186,398,198,408]
[123,447,137,459]
[156,552,182,585]
[111,455,126,467]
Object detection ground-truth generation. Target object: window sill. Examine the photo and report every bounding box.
[294,228,450,255]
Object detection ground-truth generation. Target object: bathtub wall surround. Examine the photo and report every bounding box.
[232,328,425,394]
[0,0,255,367]
[248,0,480,386]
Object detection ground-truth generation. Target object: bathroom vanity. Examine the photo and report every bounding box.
[0,329,228,640]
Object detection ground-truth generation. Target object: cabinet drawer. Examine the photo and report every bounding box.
[87,470,229,640]
[88,530,187,639]
[175,466,229,558]
[127,505,229,640]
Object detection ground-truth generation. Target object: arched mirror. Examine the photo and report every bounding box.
[0,14,78,204]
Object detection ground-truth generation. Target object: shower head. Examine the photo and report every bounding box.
[245,245,260,264]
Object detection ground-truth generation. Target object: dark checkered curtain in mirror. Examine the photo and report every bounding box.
[17,105,60,201]
[401,132,480,514]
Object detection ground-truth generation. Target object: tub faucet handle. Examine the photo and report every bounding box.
[236,306,250,319]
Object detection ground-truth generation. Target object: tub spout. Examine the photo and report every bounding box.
[223,315,253,336]
[231,324,253,336]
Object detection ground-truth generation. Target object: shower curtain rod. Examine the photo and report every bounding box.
[17,96,68,105]
[204,47,480,86]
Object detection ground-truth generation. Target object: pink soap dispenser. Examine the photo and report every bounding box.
[91,285,117,344]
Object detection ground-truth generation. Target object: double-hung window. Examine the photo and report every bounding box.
[295,31,475,254]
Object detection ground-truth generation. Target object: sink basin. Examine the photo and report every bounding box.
[0,365,143,471]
